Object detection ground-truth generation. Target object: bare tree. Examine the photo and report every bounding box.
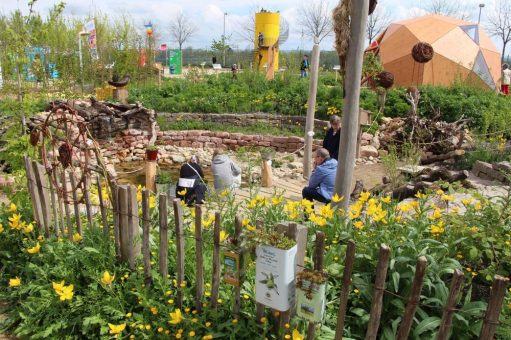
[169,12,198,50]
[487,0,511,63]
[423,0,471,20]
[298,0,332,42]
[366,6,392,44]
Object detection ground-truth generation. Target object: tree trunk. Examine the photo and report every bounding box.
[303,38,321,179]
[334,0,370,210]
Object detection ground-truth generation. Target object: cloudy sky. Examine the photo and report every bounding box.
[0,0,502,51]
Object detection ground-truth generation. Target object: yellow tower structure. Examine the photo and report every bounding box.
[254,11,280,80]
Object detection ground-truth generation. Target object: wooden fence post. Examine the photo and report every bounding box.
[83,175,93,229]
[306,231,326,340]
[159,193,168,279]
[233,215,243,318]
[127,185,141,269]
[334,240,356,340]
[173,199,185,309]
[111,182,121,261]
[23,157,42,229]
[32,161,51,237]
[211,211,221,309]
[142,189,152,286]
[61,170,73,241]
[54,169,66,236]
[479,275,509,339]
[69,172,82,236]
[194,204,204,313]
[437,269,465,340]
[365,244,391,340]
[117,185,129,262]
[255,219,266,322]
[96,176,109,237]
[48,170,59,237]
[396,256,428,340]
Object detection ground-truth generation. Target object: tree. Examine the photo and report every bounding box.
[486,0,511,63]
[298,0,332,42]
[422,0,470,20]
[366,5,392,44]
[169,12,198,50]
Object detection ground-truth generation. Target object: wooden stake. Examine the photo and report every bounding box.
[83,175,93,229]
[145,160,157,193]
[211,211,221,309]
[233,215,243,318]
[117,185,129,263]
[32,161,51,237]
[479,275,509,340]
[159,193,168,279]
[194,204,205,313]
[127,185,141,268]
[69,172,82,236]
[437,269,464,340]
[111,182,121,261]
[142,189,152,286]
[334,240,356,340]
[173,199,185,309]
[48,170,59,237]
[54,169,66,236]
[61,170,73,241]
[96,176,109,237]
[397,256,428,340]
[306,231,326,340]
[255,219,266,322]
[23,157,42,230]
[365,244,391,340]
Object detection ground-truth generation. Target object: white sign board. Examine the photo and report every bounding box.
[212,63,222,70]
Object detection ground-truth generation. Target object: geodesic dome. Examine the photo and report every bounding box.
[373,15,501,90]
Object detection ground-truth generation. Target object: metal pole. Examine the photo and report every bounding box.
[303,37,321,179]
[478,4,485,24]
[223,12,227,67]
[333,0,370,210]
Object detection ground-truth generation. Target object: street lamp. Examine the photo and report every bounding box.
[223,12,227,67]
[478,3,485,25]
[78,31,90,93]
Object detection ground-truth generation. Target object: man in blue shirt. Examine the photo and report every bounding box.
[300,55,309,78]
[302,148,337,204]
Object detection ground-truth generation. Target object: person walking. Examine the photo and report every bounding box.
[211,149,242,192]
[323,115,341,160]
[502,63,511,95]
[302,148,337,205]
[175,155,208,206]
[300,55,310,78]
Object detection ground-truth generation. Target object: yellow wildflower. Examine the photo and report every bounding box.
[429,209,443,220]
[359,191,371,202]
[8,213,22,230]
[7,203,17,212]
[220,230,229,243]
[0,224,3,233]
[301,199,314,214]
[23,223,34,233]
[474,203,482,210]
[108,323,126,335]
[54,283,74,301]
[149,196,156,209]
[353,221,364,230]
[331,193,344,203]
[430,221,445,236]
[381,196,391,203]
[189,331,196,337]
[101,271,115,285]
[461,198,474,206]
[415,192,426,199]
[177,188,187,196]
[271,196,283,205]
[292,329,304,340]
[9,277,21,288]
[319,204,334,219]
[441,195,454,202]
[219,189,230,197]
[27,242,41,254]
[72,233,82,242]
[436,189,444,195]
[169,309,183,324]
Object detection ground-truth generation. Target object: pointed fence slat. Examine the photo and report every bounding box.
[306,231,326,340]
[110,182,121,261]
[127,185,140,269]
[211,212,221,309]
[255,219,266,322]
[69,172,82,236]
[61,170,73,241]
[54,170,66,236]
[48,170,59,237]
[479,275,509,339]
[194,204,205,313]
[159,193,168,279]
[23,157,42,229]
[117,185,129,262]
[96,176,109,237]
[334,240,356,340]
[83,176,93,229]
[233,215,243,318]
[173,199,185,309]
[32,161,51,237]
[365,244,391,340]
[437,269,465,340]
[142,189,152,286]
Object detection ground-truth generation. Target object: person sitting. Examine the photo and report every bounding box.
[211,149,241,192]
[175,155,207,206]
[323,115,341,160]
[302,148,337,205]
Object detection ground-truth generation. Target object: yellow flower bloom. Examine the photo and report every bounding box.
[415,192,426,199]
[101,271,115,285]
[9,277,21,288]
[149,196,157,209]
[219,189,230,197]
[359,191,370,202]
[8,203,17,212]
[474,203,482,210]
[72,233,82,242]
[22,223,34,233]
[381,196,391,204]
[353,221,364,230]
[8,213,22,230]
[319,204,334,219]
[55,283,74,301]
[331,193,344,203]
[169,308,183,324]
[271,196,283,205]
[189,331,196,336]
[177,188,187,196]
[441,195,454,202]
[108,323,126,335]
[0,224,4,233]
[436,189,444,195]
[430,221,445,236]
[220,230,229,243]
[27,242,41,254]
[292,329,304,340]
[429,209,443,220]
[245,224,256,232]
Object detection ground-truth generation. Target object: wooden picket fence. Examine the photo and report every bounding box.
[23,156,509,339]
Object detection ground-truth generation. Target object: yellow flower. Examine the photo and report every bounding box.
[149,196,157,209]
[353,221,364,230]
[72,233,82,242]
[219,189,230,197]
[441,195,454,202]
[271,196,283,205]
[436,189,444,195]
[27,242,41,254]
[260,317,267,323]
[55,283,74,301]
[474,203,482,210]
[381,196,391,204]
[0,224,4,234]
[22,223,33,233]
[429,209,443,220]
[101,271,115,285]
[8,203,17,212]
[9,277,21,288]
[220,230,229,243]
[292,329,304,340]
[169,308,183,324]
[245,224,256,232]
[430,221,445,236]
[8,213,22,230]
[177,188,187,196]
[331,193,344,203]
[301,199,314,213]
[243,294,250,300]
[202,214,215,229]
[189,331,196,336]
[359,191,371,202]
[319,204,334,219]
[108,323,126,335]
[415,192,426,199]
[52,280,65,292]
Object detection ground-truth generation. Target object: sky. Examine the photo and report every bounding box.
[0,0,503,51]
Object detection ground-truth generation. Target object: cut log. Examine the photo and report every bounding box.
[420,149,465,165]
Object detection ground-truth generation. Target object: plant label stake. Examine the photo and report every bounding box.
[223,251,241,286]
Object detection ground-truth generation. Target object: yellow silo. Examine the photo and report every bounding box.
[254,11,280,79]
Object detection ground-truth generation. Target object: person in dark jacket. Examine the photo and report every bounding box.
[302,148,337,204]
[323,115,341,160]
[176,155,207,205]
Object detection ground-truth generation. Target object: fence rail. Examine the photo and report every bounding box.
[22,156,509,339]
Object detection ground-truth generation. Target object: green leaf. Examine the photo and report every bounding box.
[392,271,400,293]
[469,247,478,260]
[83,247,100,254]
[413,316,441,336]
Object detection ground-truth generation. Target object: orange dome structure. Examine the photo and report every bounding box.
[372,15,501,90]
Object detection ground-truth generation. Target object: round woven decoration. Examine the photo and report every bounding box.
[412,42,434,63]
[376,71,394,89]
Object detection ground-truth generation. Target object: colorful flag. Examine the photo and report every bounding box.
[84,20,99,59]
[144,22,153,37]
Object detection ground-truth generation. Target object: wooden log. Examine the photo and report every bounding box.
[417,168,469,183]
[306,232,326,340]
[335,240,356,340]
[83,176,93,229]
[233,215,243,318]
[391,181,432,201]
[142,189,152,286]
[117,185,129,263]
[211,211,221,309]
[479,275,509,340]
[111,182,121,261]
[159,193,168,279]
[173,199,185,309]
[32,161,51,237]
[127,185,141,268]
[69,172,82,236]
[96,176,109,237]
[420,149,465,165]
[365,244,391,340]
[194,204,204,313]
[23,157,42,230]
[145,160,157,193]
[437,269,464,340]
[396,256,428,340]
[255,219,266,322]
[61,170,73,241]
